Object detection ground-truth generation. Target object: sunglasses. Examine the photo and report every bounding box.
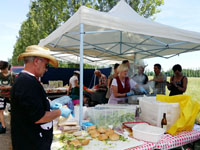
[38,57,50,69]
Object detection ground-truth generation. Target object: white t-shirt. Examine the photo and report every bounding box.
[108,78,137,104]
[111,78,137,89]
[69,75,78,88]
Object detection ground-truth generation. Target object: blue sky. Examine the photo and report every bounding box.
[145,0,200,71]
[0,0,200,71]
[0,0,30,61]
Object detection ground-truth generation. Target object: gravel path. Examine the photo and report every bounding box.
[0,110,12,150]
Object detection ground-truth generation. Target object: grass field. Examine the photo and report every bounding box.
[149,77,200,102]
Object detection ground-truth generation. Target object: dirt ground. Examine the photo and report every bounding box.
[0,109,12,150]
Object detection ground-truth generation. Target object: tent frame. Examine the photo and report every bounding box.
[49,29,200,63]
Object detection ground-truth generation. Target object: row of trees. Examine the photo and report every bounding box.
[11,0,164,66]
[145,69,200,77]
[59,61,95,69]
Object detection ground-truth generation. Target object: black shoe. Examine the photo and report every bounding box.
[0,127,6,134]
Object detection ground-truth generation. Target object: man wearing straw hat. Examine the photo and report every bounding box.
[11,45,71,150]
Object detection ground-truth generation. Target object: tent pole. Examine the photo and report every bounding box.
[94,62,98,87]
[134,53,136,63]
[79,23,84,126]
[120,31,122,53]
[133,53,137,75]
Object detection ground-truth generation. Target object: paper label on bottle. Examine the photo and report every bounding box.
[163,125,167,130]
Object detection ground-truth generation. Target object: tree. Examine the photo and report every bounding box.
[59,61,96,68]
[12,0,70,66]
[11,0,164,66]
[93,0,164,18]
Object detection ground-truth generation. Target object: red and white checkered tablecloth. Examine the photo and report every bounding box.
[155,130,200,149]
[125,129,200,150]
[126,142,155,150]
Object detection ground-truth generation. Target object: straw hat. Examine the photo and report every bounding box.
[74,70,80,74]
[134,59,148,68]
[18,45,58,67]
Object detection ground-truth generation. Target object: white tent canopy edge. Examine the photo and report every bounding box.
[39,0,200,125]
[39,0,200,63]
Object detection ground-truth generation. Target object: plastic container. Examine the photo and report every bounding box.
[74,106,88,121]
[132,123,165,142]
[128,95,155,104]
[138,96,180,130]
[87,105,136,128]
[95,104,137,110]
[123,122,149,129]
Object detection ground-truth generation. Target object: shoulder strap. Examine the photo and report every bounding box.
[181,76,185,81]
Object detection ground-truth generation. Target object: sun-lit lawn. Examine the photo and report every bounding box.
[149,76,200,102]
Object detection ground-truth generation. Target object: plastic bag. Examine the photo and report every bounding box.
[156,95,200,135]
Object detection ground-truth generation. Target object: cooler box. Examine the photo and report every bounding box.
[139,96,180,130]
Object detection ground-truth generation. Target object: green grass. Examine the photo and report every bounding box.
[149,77,200,102]
[168,77,200,102]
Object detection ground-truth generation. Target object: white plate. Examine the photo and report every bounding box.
[83,137,144,150]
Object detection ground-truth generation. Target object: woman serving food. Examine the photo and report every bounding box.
[108,64,146,104]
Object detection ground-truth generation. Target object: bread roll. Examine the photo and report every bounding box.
[105,129,114,136]
[81,139,90,145]
[109,133,120,141]
[88,129,97,135]
[98,127,106,134]
[88,125,96,131]
[69,140,81,147]
[98,134,108,141]
[90,132,100,138]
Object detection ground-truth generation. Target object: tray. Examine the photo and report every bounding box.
[132,123,165,143]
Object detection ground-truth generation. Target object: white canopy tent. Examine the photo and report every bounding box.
[39,0,200,62]
[39,0,200,125]
[50,51,120,66]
